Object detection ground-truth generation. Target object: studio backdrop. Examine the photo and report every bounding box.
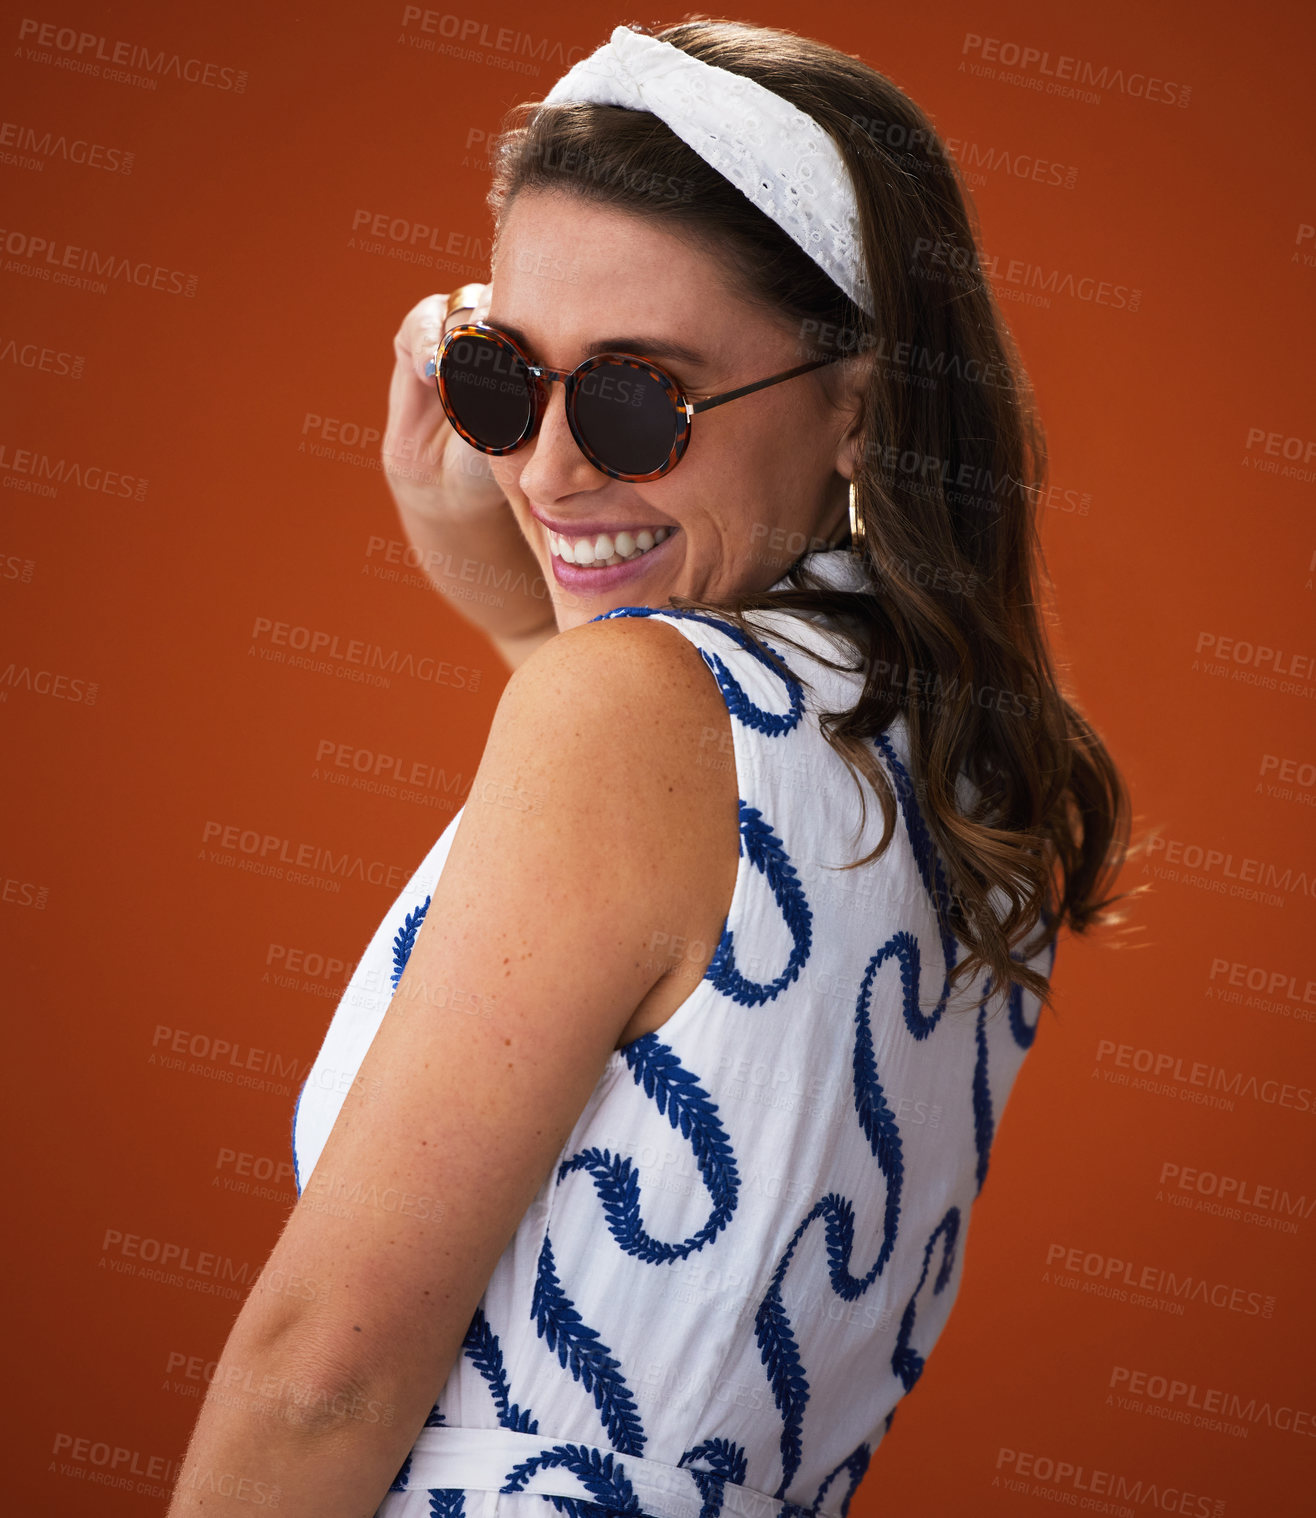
[3,1,1314,1513]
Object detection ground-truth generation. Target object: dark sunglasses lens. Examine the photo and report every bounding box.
[440,334,532,450]
[572,361,679,477]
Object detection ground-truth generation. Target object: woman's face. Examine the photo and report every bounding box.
[485,189,863,631]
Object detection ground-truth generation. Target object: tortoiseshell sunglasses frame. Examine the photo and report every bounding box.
[430,321,843,483]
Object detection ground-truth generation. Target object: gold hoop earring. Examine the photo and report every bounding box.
[848,478,866,548]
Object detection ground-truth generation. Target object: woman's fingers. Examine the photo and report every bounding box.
[395,291,449,387]
[384,290,502,502]
[467,282,493,325]
[394,283,494,388]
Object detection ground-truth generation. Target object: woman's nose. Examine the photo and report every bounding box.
[515,381,606,503]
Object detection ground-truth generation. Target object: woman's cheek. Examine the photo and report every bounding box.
[489,459,519,501]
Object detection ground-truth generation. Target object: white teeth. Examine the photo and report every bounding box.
[547,525,671,568]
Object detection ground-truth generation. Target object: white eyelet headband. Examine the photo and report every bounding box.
[542,24,875,317]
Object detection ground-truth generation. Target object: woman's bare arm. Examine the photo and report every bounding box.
[391,491,558,671]
[383,290,558,671]
[165,613,739,1518]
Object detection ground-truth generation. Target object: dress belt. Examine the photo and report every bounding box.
[399,1424,826,1518]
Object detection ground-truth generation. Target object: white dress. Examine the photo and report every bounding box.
[292,547,1056,1518]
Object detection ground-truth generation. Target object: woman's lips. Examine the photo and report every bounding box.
[547,525,681,595]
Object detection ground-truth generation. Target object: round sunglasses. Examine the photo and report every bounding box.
[428,321,842,483]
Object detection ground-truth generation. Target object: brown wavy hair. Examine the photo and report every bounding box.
[485,16,1139,1012]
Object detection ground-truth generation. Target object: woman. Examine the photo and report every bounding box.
[167,19,1129,1518]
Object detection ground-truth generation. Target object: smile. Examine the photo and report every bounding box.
[547,525,674,569]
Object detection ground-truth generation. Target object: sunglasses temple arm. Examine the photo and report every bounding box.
[688,355,842,414]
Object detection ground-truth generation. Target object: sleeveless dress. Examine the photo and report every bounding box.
[291,546,1057,1518]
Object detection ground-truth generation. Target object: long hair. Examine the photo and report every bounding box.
[484,17,1138,1011]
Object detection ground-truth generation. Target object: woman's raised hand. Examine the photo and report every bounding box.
[382,284,507,523]
[379,286,559,670]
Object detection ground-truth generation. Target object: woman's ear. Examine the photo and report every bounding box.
[832,351,872,478]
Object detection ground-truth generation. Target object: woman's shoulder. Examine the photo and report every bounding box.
[483,608,739,860]
[499,597,869,789]
[472,610,742,1004]
[501,605,740,740]
[591,600,856,720]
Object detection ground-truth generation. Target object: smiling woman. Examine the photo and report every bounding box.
[474,191,861,616]
[167,17,1132,1518]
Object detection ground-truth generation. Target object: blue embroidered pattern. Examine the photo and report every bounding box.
[873,733,960,1021]
[754,1270,810,1497]
[891,1208,962,1393]
[592,606,806,737]
[1008,976,1042,1049]
[813,1444,871,1518]
[532,1234,646,1456]
[461,1307,539,1433]
[851,951,907,1278]
[556,1035,740,1262]
[972,986,996,1195]
[290,581,1055,1518]
[392,895,431,990]
[501,1444,644,1513]
[679,1437,748,1518]
[705,802,813,1007]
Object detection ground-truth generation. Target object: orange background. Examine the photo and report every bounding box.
[4,1,1314,1512]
